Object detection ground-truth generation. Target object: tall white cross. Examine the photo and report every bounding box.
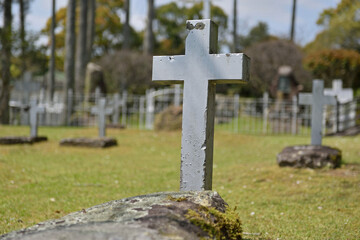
[152,19,250,191]
[299,80,337,145]
[91,98,113,138]
[29,99,45,138]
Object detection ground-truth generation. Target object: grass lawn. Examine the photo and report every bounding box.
[0,125,359,239]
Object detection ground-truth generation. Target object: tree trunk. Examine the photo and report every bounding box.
[290,0,296,41]
[122,0,131,49]
[64,0,76,125]
[144,0,154,55]
[232,0,237,52]
[49,0,56,101]
[19,0,26,77]
[86,0,95,63]
[75,0,88,97]
[0,0,13,124]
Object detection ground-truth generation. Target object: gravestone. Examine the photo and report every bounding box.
[153,19,250,191]
[0,99,47,144]
[324,79,356,131]
[60,98,117,148]
[324,79,353,103]
[91,98,113,138]
[108,91,127,129]
[299,80,337,145]
[277,80,341,168]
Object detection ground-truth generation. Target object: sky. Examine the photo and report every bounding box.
[6,0,341,47]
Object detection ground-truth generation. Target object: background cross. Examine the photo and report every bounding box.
[91,98,113,138]
[299,80,337,145]
[29,98,45,138]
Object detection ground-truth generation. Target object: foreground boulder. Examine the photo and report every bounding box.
[0,191,242,240]
[277,145,341,169]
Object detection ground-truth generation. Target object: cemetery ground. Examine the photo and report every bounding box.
[0,126,359,239]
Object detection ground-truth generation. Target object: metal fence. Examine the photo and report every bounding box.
[8,87,359,136]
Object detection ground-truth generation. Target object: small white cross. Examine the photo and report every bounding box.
[299,80,337,145]
[29,99,45,138]
[91,98,113,138]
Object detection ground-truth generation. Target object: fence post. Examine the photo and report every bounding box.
[174,84,181,107]
[139,96,145,129]
[233,94,240,133]
[262,92,269,134]
[291,95,297,135]
[66,89,73,126]
[145,89,155,130]
[121,90,128,126]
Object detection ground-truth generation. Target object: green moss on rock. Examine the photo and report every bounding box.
[186,205,242,240]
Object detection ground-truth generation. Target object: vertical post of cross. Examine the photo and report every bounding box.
[299,80,337,145]
[29,98,45,138]
[152,19,250,191]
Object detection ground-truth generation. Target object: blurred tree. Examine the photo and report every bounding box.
[0,0,12,124]
[304,49,360,89]
[144,0,154,55]
[155,2,228,55]
[49,0,56,101]
[75,0,87,96]
[238,22,273,50]
[242,39,311,97]
[305,0,360,53]
[42,0,140,65]
[122,0,131,50]
[98,50,153,94]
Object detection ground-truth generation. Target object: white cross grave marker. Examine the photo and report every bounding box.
[91,98,113,138]
[324,79,353,103]
[152,19,250,191]
[29,98,45,138]
[299,80,337,145]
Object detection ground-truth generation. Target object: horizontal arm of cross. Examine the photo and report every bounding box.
[299,93,312,105]
[152,56,186,84]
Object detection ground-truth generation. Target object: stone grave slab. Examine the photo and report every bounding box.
[60,98,117,148]
[0,191,242,240]
[59,137,117,148]
[277,145,341,169]
[278,80,342,169]
[0,136,47,145]
[0,99,47,145]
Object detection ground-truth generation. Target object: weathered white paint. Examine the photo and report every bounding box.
[299,80,337,145]
[152,19,250,191]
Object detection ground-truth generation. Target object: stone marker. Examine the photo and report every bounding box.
[278,80,341,169]
[60,98,117,148]
[91,98,113,138]
[324,79,353,103]
[299,80,337,146]
[0,99,47,145]
[29,98,45,138]
[153,19,250,191]
[1,191,242,240]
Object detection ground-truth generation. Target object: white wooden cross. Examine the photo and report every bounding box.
[112,91,127,125]
[29,98,45,138]
[91,98,113,138]
[299,80,337,145]
[324,79,353,103]
[152,19,250,191]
